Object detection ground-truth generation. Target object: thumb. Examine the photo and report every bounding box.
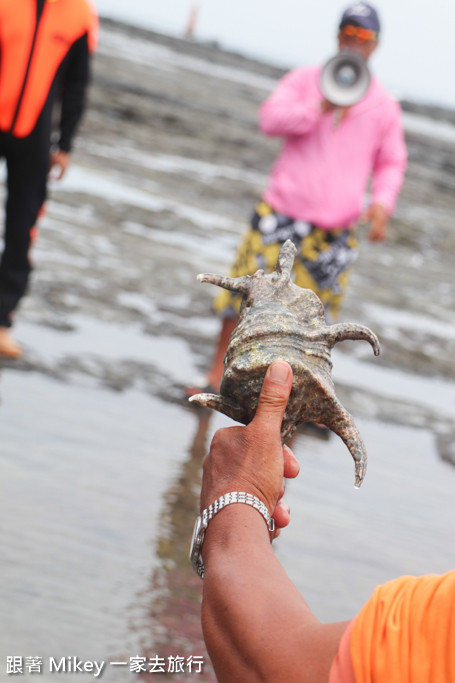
[251,361,293,435]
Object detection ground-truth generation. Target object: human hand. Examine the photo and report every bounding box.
[270,444,299,536]
[200,361,299,525]
[360,203,389,242]
[48,150,70,181]
[320,98,350,125]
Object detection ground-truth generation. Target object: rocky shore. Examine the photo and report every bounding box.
[1,19,454,680]
[22,17,455,458]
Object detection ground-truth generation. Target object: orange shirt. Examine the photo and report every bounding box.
[0,0,97,137]
[329,570,455,683]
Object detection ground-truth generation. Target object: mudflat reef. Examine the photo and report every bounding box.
[1,18,454,682]
[23,18,455,459]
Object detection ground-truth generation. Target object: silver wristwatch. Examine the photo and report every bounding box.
[189,491,275,579]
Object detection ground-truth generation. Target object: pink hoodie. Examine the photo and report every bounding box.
[259,65,407,229]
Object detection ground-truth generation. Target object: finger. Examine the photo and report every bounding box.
[272,499,291,529]
[320,99,333,113]
[276,479,286,503]
[283,444,300,479]
[368,223,385,242]
[48,163,62,182]
[251,361,293,436]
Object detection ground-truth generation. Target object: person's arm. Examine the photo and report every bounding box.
[48,3,97,181]
[364,103,407,241]
[57,33,91,156]
[259,68,326,137]
[200,361,351,682]
[48,31,92,181]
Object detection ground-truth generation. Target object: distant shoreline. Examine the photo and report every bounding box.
[98,16,455,125]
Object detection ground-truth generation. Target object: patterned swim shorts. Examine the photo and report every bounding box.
[213,201,359,321]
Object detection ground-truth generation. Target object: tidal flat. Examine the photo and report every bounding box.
[0,18,454,681]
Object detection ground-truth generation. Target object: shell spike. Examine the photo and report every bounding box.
[189,392,248,423]
[196,273,249,293]
[326,408,368,487]
[275,239,297,280]
[325,322,380,356]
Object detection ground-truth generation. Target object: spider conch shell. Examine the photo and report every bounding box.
[190,240,380,487]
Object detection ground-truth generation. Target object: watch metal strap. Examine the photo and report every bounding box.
[203,492,275,531]
[191,491,275,580]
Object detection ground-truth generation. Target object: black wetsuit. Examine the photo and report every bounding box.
[0,0,95,327]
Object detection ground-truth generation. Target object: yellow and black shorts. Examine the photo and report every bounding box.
[213,201,359,321]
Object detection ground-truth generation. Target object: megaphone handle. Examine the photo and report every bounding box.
[321,98,349,114]
[321,99,350,127]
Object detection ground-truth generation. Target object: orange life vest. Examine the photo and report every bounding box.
[0,0,98,138]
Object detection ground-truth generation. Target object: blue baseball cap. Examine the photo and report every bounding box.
[339,2,381,34]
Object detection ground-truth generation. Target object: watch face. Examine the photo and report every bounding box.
[189,516,205,567]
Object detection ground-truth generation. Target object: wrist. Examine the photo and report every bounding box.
[203,503,274,567]
[190,492,275,579]
[371,200,389,215]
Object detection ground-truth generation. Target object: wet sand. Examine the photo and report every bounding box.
[1,18,455,680]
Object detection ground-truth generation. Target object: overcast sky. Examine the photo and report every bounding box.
[96,0,455,109]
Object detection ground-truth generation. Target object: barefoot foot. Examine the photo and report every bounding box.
[0,327,23,358]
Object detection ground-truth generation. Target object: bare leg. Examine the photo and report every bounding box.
[206,316,238,391]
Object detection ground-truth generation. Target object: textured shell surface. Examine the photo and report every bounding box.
[190,240,380,487]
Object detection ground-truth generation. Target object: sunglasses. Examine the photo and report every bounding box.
[340,25,378,42]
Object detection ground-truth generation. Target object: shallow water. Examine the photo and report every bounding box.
[0,369,212,680]
[284,420,455,621]
[1,19,454,681]
[1,356,454,680]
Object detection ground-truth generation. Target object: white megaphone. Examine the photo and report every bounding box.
[320,50,370,107]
